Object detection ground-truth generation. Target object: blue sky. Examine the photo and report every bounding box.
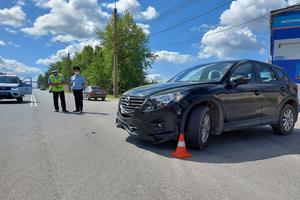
[0,0,299,81]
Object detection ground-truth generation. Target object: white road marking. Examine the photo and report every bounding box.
[30,93,37,107]
[30,95,33,107]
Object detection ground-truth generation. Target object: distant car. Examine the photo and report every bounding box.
[116,60,299,150]
[83,86,106,101]
[40,87,46,91]
[0,74,32,103]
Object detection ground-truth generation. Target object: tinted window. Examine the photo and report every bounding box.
[231,63,256,84]
[91,87,102,91]
[256,63,277,83]
[0,76,19,83]
[273,67,290,81]
[169,62,234,83]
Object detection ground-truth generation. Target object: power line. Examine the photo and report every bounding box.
[151,0,233,37]
[152,13,270,48]
[150,0,196,23]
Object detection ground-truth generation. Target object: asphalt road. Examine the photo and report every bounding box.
[1,90,300,200]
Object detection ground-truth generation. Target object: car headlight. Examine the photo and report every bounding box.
[11,87,19,90]
[143,91,188,112]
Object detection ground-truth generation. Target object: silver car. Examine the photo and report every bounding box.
[0,75,32,103]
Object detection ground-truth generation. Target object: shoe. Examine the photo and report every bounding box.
[54,110,59,112]
[80,110,83,113]
[73,110,79,112]
[62,110,69,113]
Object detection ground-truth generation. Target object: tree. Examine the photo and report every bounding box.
[97,11,156,93]
[40,11,156,94]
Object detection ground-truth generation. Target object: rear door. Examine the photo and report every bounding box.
[21,77,33,95]
[253,62,284,123]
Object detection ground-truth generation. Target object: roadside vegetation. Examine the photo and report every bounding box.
[37,11,157,94]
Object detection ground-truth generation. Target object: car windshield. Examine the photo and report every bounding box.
[91,87,102,91]
[0,76,19,83]
[169,61,235,83]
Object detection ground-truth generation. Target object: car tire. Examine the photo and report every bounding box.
[102,98,105,101]
[16,96,23,103]
[87,96,91,101]
[272,104,296,135]
[185,106,211,150]
[95,98,97,101]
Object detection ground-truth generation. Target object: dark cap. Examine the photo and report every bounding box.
[73,66,81,71]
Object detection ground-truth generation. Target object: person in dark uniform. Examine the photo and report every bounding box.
[48,70,68,112]
[70,66,86,113]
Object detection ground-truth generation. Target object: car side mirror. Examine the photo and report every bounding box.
[230,75,250,86]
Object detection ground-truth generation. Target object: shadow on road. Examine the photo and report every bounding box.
[0,100,32,104]
[84,99,111,102]
[126,126,300,163]
[59,111,109,115]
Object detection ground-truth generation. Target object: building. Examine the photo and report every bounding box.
[270,4,300,85]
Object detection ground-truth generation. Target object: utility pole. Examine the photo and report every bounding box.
[67,51,71,92]
[113,2,119,97]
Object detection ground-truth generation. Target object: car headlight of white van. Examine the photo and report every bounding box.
[144,91,188,111]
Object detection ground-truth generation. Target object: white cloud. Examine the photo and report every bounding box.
[4,27,18,34]
[198,0,300,59]
[199,27,260,59]
[16,0,26,6]
[103,0,159,20]
[136,23,150,35]
[0,56,41,75]
[7,41,20,48]
[22,0,109,41]
[289,0,300,5]
[36,39,100,65]
[0,41,5,46]
[155,50,192,64]
[0,6,26,27]
[51,34,79,43]
[147,74,167,83]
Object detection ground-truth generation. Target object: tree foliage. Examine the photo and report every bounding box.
[38,11,156,94]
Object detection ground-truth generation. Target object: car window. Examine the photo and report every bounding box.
[230,63,256,84]
[273,67,290,81]
[256,63,277,83]
[169,62,234,83]
[91,87,102,91]
[0,76,19,83]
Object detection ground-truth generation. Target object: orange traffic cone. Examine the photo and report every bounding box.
[172,133,192,159]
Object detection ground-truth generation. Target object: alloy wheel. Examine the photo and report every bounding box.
[282,108,294,131]
[201,114,210,143]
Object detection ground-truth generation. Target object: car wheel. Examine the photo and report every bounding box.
[185,106,211,150]
[102,98,105,101]
[87,96,91,101]
[272,104,296,135]
[16,96,23,103]
[95,98,97,101]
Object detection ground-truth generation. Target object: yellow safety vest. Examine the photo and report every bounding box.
[49,74,64,92]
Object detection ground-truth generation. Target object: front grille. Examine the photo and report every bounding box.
[120,96,145,114]
[0,87,11,90]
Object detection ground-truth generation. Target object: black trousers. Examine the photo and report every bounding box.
[53,91,66,111]
[73,89,83,111]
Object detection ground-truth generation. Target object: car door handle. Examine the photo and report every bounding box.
[254,91,260,96]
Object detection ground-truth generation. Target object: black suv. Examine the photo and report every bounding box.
[116,60,298,149]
